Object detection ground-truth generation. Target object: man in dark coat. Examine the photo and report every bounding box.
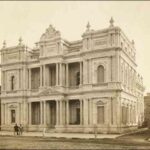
[14,124,19,135]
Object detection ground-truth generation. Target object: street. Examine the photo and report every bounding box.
[0,130,150,149]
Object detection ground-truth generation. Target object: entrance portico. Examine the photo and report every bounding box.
[27,97,84,132]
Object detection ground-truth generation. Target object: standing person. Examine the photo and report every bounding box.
[19,124,23,135]
[14,124,19,136]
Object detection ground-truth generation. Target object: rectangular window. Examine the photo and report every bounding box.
[11,110,16,123]
[97,106,104,124]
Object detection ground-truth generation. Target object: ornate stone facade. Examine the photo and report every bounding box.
[0,18,144,133]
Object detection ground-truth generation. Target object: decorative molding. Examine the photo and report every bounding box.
[38,87,61,96]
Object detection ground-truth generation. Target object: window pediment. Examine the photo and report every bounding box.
[97,100,105,105]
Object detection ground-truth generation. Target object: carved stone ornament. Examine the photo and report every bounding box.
[40,24,60,41]
[97,100,105,105]
[38,87,61,96]
[9,104,17,108]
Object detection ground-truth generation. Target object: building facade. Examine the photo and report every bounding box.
[144,93,150,126]
[0,18,144,133]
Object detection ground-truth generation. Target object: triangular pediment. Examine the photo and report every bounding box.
[97,100,104,105]
[38,87,61,96]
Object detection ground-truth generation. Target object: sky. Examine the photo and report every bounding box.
[0,1,150,94]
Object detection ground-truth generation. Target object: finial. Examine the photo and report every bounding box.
[132,40,135,45]
[109,17,114,27]
[86,22,91,31]
[19,37,23,45]
[3,40,6,48]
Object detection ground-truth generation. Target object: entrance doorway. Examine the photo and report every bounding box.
[31,102,40,125]
[69,100,80,125]
[47,101,56,128]
[11,110,16,123]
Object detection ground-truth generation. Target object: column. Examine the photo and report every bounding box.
[89,99,93,125]
[29,69,31,89]
[5,104,7,125]
[40,101,43,124]
[83,99,88,125]
[110,98,113,125]
[128,105,130,125]
[80,100,83,125]
[66,64,69,87]
[59,63,62,86]
[56,100,59,125]
[1,104,4,124]
[1,71,4,91]
[114,97,119,125]
[59,100,63,125]
[89,60,92,84]
[40,65,43,87]
[28,102,32,125]
[116,50,120,82]
[43,101,46,125]
[66,100,69,125]
[83,60,88,84]
[43,65,46,86]
[56,63,59,86]
[80,62,83,85]
[19,103,21,124]
[23,100,28,125]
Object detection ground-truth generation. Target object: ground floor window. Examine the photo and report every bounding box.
[11,110,16,123]
[97,106,104,124]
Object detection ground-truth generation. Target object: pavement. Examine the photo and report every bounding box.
[0,128,148,139]
[0,131,120,139]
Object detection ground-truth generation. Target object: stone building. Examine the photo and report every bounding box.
[0,18,144,133]
[144,93,150,126]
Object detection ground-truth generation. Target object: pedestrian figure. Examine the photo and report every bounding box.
[19,124,23,135]
[14,124,19,136]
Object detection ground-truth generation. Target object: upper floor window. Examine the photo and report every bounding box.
[76,72,80,86]
[97,65,105,83]
[11,75,15,90]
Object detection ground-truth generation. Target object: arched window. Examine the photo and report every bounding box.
[97,65,105,83]
[11,75,15,90]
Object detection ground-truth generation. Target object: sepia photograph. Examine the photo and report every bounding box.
[0,1,150,149]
